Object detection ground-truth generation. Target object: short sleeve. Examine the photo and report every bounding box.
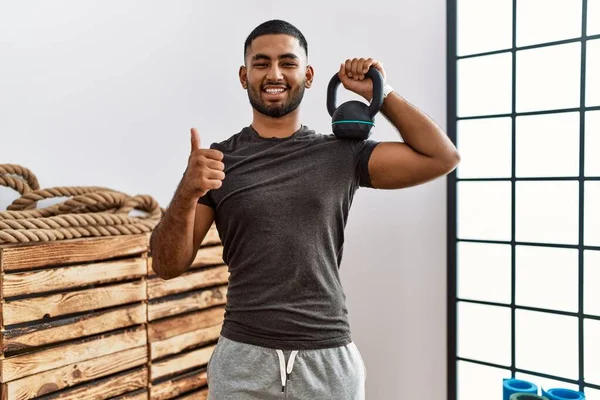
[197,191,216,209]
[351,139,380,188]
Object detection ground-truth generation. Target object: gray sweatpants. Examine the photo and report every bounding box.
[206,336,367,399]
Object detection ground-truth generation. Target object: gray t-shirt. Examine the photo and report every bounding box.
[198,124,380,350]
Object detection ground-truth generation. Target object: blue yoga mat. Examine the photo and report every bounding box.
[504,379,539,400]
[542,388,586,400]
[510,394,549,400]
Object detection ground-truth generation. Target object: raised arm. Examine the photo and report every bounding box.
[368,90,460,189]
[338,58,460,189]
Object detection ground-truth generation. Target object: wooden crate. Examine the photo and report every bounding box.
[147,225,227,399]
[0,235,150,400]
[0,224,227,399]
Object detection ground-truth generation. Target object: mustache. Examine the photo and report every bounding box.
[261,82,289,89]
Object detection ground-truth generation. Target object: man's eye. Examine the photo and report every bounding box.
[254,63,267,67]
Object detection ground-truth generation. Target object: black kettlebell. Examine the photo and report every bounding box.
[327,67,384,140]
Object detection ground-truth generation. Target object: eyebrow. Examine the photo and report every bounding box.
[251,53,299,62]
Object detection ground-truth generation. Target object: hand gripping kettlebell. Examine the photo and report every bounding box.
[326,66,384,140]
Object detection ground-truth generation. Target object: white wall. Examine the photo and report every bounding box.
[0,1,448,398]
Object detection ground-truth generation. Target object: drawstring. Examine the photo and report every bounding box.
[275,349,299,392]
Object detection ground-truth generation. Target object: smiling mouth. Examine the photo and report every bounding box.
[263,86,288,97]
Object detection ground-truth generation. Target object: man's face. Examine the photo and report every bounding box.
[240,34,313,118]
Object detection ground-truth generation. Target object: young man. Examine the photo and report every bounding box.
[150,19,460,400]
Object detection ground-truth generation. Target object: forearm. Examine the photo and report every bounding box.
[150,187,197,280]
[380,91,459,162]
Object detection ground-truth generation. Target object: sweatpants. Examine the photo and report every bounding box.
[206,335,367,399]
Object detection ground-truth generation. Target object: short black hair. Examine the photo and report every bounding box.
[244,19,308,63]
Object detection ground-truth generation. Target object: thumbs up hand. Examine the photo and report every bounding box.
[182,127,225,200]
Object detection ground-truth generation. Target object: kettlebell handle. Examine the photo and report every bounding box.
[327,67,384,119]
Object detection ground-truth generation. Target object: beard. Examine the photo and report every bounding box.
[247,82,305,118]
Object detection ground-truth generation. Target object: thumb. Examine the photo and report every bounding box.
[190,127,201,152]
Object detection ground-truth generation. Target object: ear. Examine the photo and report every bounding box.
[304,65,315,89]
[239,65,248,89]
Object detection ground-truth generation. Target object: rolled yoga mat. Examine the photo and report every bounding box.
[510,394,549,400]
[504,379,539,400]
[541,388,585,400]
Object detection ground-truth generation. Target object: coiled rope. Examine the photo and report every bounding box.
[0,164,163,244]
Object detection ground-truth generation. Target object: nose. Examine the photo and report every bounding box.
[266,64,284,81]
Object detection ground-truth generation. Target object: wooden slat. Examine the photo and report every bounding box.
[150,324,220,360]
[147,246,224,277]
[35,366,148,400]
[112,390,148,400]
[2,346,147,400]
[148,307,224,343]
[3,281,146,326]
[0,327,146,382]
[191,245,225,268]
[0,235,148,271]
[147,266,228,299]
[149,370,207,400]
[201,225,220,246]
[177,388,208,400]
[148,287,227,321]
[150,345,215,381]
[2,258,147,298]
[1,304,146,354]
[191,246,224,268]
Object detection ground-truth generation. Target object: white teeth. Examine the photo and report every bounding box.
[265,88,285,94]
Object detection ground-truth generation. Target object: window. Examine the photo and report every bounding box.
[448,1,600,399]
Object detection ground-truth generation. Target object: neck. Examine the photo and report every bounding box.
[251,108,302,139]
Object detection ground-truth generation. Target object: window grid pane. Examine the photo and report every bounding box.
[450,0,596,398]
[516,0,582,47]
[516,43,581,113]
